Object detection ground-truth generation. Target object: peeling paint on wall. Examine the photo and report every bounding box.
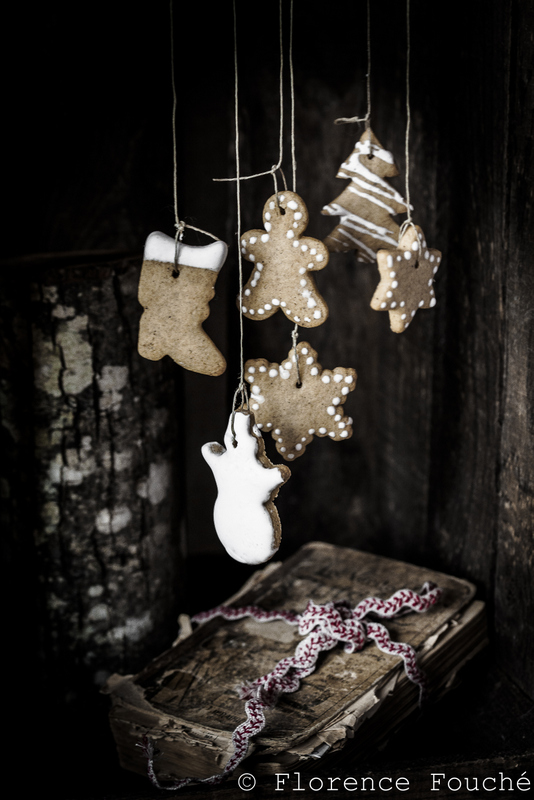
[95,505,133,534]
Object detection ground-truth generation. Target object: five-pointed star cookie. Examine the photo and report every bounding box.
[240,191,329,327]
[370,225,442,333]
[202,409,291,564]
[244,342,357,461]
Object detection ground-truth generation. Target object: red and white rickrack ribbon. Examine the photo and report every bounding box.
[138,581,442,790]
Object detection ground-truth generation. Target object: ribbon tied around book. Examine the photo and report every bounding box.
[138,581,442,790]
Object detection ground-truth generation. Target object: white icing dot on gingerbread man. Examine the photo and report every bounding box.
[202,410,291,564]
[240,191,329,327]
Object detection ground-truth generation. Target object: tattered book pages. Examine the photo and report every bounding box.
[104,542,487,781]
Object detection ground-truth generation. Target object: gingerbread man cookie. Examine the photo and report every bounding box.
[371,225,441,332]
[240,191,329,327]
[244,342,357,461]
[138,231,227,376]
[202,409,291,565]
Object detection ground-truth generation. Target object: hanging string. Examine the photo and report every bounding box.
[169,0,219,255]
[230,0,248,446]
[217,0,299,431]
[334,0,371,136]
[289,0,296,191]
[291,324,302,387]
[214,0,284,187]
[399,0,415,240]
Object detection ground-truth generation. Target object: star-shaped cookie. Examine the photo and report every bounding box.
[244,342,357,461]
[240,191,329,327]
[370,225,441,332]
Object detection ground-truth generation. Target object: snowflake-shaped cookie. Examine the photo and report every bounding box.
[240,191,329,327]
[244,342,356,461]
[370,225,441,333]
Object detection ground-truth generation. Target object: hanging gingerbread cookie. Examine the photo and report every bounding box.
[321,128,408,261]
[202,409,291,565]
[240,191,329,327]
[244,342,356,461]
[371,225,441,332]
[138,231,227,376]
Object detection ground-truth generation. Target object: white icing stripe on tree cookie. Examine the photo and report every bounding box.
[347,185,400,216]
[353,139,395,164]
[144,231,227,272]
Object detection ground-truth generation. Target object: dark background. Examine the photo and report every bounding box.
[2,1,533,797]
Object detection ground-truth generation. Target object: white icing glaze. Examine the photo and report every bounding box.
[144,231,227,272]
[322,132,413,260]
[201,410,289,565]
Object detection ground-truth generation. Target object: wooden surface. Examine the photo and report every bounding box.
[1,0,533,797]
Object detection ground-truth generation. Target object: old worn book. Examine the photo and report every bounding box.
[104,542,487,783]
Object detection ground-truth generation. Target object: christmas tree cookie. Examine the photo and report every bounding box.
[322,128,407,261]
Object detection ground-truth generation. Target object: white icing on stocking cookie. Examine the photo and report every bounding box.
[202,410,291,565]
[138,231,227,376]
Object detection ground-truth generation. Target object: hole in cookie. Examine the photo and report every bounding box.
[296,380,302,389]
[274,194,286,215]
[412,260,420,269]
[172,267,180,278]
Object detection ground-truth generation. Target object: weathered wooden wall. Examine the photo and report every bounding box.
[2,0,533,748]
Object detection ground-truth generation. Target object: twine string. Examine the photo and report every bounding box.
[214,0,284,185]
[138,582,442,790]
[169,0,220,258]
[214,0,298,190]
[230,0,248,447]
[289,0,296,191]
[227,0,296,444]
[335,0,371,142]
[291,324,302,387]
[399,0,416,240]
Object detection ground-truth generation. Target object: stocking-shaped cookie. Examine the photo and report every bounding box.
[371,225,441,332]
[240,191,329,327]
[322,129,407,261]
[202,410,291,564]
[138,231,227,376]
[245,342,357,461]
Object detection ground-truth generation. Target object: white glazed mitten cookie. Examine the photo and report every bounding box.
[138,231,227,376]
[244,342,357,461]
[240,191,329,327]
[322,128,407,261]
[202,410,291,565]
[371,225,441,332]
